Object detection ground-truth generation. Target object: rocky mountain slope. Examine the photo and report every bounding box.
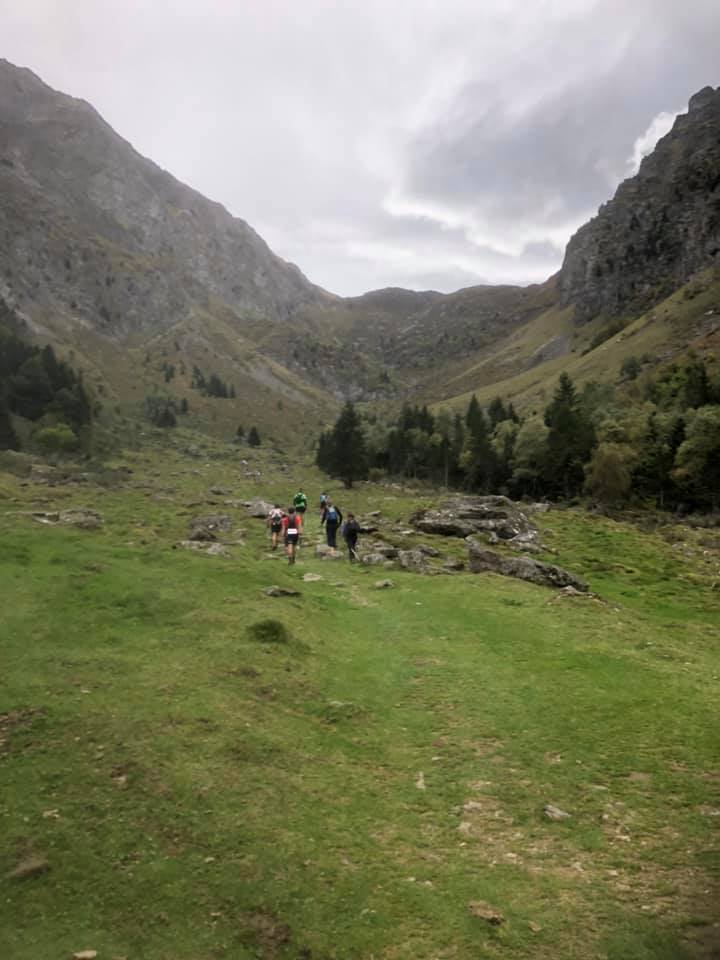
[559,85,720,322]
[1,58,719,436]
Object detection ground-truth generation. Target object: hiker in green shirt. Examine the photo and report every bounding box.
[293,489,308,516]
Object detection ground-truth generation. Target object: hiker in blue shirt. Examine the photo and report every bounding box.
[321,499,343,552]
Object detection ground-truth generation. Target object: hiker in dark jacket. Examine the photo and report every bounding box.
[341,512,360,562]
[321,500,343,552]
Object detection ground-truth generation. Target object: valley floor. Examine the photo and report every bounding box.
[1,439,719,960]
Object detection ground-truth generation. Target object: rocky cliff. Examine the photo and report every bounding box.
[0,59,329,342]
[559,86,720,322]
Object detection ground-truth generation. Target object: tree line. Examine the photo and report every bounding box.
[0,331,92,452]
[317,355,720,511]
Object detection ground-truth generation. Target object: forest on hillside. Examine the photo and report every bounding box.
[318,355,720,511]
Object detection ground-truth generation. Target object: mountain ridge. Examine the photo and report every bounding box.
[1,58,719,439]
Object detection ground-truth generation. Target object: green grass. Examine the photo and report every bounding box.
[1,444,719,959]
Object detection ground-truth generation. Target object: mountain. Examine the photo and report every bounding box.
[559,86,720,322]
[1,58,719,441]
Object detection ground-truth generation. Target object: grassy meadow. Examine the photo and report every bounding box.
[1,436,719,959]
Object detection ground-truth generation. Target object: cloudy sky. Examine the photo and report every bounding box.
[3,0,719,295]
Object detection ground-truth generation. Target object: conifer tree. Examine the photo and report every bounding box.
[247,426,261,447]
[319,401,367,488]
[543,373,596,498]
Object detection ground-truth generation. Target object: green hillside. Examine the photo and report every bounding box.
[2,440,718,959]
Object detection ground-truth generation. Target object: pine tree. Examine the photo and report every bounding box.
[320,401,368,488]
[248,426,261,447]
[543,373,596,498]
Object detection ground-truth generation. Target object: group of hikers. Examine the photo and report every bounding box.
[266,489,360,564]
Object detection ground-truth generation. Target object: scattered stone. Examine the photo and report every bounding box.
[375,579,395,589]
[7,855,50,880]
[263,585,301,597]
[73,952,98,960]
[543,803,571,821]
[528,921,542,933]
[415,771,426,790]
[302,573,323,582]
[209,486,230,495]
[467,901,505,925]
[442,558,465,571]
[187,514,233,541]
[468,541,587,591]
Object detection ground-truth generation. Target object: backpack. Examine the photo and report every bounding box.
[294,492,307,508]
[326,506,338,522]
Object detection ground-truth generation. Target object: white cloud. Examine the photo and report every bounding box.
[627,110,680,175]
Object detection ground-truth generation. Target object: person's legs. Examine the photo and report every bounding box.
[327,524,337,549]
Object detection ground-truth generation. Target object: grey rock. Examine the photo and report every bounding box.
[412,495,538,544]
[543,803,571,821]
[188,514,233,541]
[244,499,275,518]
[442,558,465,571]
[263,585,301,597]
[468,541,587,591]
[559,86,720,322]
[315,544,343,559]
[375,579,395,589]
[397,549,427,572]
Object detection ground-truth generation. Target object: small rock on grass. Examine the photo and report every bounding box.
[7,855,50,880]
[543,803,571,821]
[73,952,98,960]
[302,573,323,582]
[375,579,395,589]
[467,901,505,925]
[263,586,301,597]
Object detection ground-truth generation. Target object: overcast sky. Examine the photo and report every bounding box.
[3,0,719,296]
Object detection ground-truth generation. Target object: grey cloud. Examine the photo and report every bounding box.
[2,0,720,295]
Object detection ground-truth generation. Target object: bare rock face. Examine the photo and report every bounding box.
[244,499,275,519]
[412,495,539,546]
[467,540,587,591]
[559,86,720,323]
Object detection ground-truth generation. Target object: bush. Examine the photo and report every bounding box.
[247,619,290,644]
[35,423,80,453]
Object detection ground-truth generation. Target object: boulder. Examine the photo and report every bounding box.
[187,514,233,541]
[411,495,540,546]
[244,498,275,518]
[397,549,427,572]
[443,558,465,571]
[467,540,587,591]
[315,543,343,559]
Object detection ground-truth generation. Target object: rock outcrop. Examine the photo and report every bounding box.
[559,86,720,322]
[467,540,587,591]
[411,495,540,547]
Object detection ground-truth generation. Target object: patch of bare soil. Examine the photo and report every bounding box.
[0,707,45,754]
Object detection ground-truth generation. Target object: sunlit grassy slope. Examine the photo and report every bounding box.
[1,439,719,959]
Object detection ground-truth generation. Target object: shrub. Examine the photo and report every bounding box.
[247,619,290,644]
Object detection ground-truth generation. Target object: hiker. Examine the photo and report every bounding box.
[266,503,285,551]
[341,511,361,562]
[321,499,343,552]
[282,506,302,564]
[293,488,308,516]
